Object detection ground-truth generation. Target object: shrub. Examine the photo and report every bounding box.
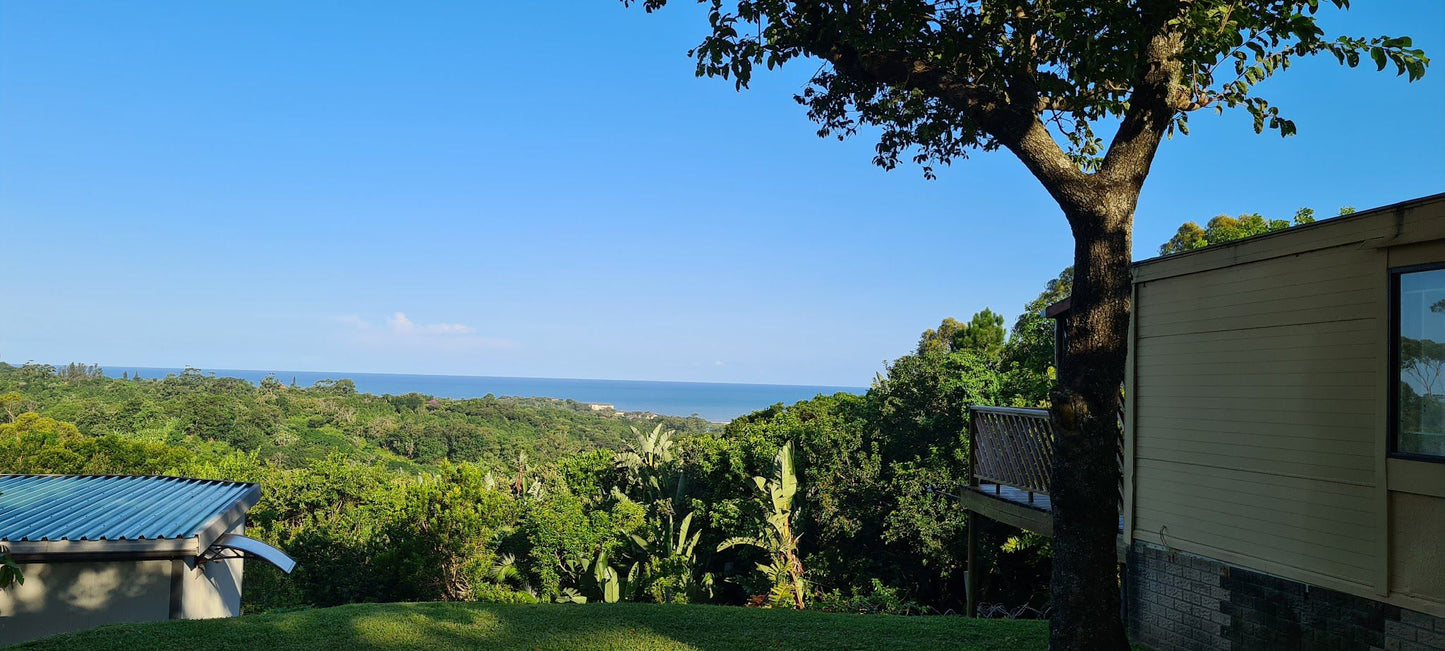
[471,582,539,604]
[816,579,926,616]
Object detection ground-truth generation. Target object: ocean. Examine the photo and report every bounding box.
[100,366,865,422]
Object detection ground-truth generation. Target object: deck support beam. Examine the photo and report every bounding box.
[958,487,1055,536]
[966,511,978,618]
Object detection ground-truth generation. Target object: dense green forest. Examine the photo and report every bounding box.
[0,215,1335,614]
[0,365,712,472]
[0,264,1061,616]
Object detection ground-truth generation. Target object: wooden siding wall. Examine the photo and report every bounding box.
[1131,243,1383,593]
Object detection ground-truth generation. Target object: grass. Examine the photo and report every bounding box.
[13,602,1048,651]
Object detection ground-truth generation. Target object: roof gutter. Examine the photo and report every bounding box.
[4,537,199,562]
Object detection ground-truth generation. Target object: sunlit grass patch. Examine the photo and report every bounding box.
[13,602,1047,651]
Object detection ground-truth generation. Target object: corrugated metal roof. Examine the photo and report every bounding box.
[0,475,258,543]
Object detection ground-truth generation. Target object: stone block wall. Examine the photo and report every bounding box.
[1126,541,1443,650]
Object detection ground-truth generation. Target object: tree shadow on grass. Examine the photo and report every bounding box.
[14,602,1047,651]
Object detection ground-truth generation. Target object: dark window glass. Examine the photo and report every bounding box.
[1397,267,1445,459]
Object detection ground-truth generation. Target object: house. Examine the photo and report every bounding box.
[960,193,1445,649]
[0,474,295,646]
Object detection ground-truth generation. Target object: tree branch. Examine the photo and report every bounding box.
[811,40,1089,207]
[1098,1,1191,195]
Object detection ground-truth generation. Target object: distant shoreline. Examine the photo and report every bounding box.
[95,365,866,422]
[96,364,859,391]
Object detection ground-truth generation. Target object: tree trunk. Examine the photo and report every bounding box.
[1048,204,1133,650]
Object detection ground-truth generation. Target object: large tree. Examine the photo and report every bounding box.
[626,1,1427,647]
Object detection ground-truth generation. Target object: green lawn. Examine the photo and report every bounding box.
[13,602,1047,651]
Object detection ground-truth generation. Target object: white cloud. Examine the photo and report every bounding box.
[381,312,477,336]
[422,322,477,335]
[386,312,415,333]
[334,314,373,329]
[334,312,513,351]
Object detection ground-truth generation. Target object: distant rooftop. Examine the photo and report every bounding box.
[0,475,258,543]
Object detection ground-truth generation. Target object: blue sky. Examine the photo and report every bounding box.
[2,2,1442,387]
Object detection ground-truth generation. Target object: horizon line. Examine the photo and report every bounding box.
[63,362,870,392]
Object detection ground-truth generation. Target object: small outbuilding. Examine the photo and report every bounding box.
[0,474,295,645]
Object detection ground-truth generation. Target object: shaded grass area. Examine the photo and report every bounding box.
[14,602,1047,651]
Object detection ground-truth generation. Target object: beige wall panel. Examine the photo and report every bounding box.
[1141,258,1375,306]
[1134,504,1375,584]
[1138,282,1375,323]
[178,522,245,619]
[176,556,242,619]
[1137,301,1377,338]
[1137,414,1373,445]
[1134,402,1376,431]
[1388,491,1445,606]
[1129,194,1445,612]
[1136,246,1378,339]
[1136,458,1375,511]
[1132,239,1382,584]
[0,559,171,646]
[1136,436,1372,477]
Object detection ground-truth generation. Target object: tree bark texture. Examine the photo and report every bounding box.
[1047,205,1134,651]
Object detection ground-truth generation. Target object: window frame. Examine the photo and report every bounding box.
[1389,261,1445,464]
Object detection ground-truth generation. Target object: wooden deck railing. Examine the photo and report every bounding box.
[963,402,1126,618]
[968,406,1055,495]
[966,404,1124,506]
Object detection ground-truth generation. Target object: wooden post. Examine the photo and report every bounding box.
[966,510,979,618]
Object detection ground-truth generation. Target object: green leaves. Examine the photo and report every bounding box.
[1330,35,1430,81]
[593,549,623,603]
[630,0,1431,177]
[1157,210,1317,256]
[718,441,807,608]
[0,540,22,590]
[556,587,588,604]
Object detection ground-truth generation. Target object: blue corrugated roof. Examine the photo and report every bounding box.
[0,475,258,542]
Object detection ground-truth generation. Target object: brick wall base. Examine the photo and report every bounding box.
[1126,541,1443,650]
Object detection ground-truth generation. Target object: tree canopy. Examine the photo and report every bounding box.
[632,0,1426,188]
[1158,205,1355,255]
[627,4,1426,644]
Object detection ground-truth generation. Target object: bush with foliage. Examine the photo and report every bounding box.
[0,268,1077,613]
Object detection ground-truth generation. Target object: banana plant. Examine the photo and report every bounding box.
[614,424,676,500]
[629,509,714,604]
[556,587,587,604]
[592,548,624,603]
[629,511,702,562]
[614,424,675,473]
[489,553,532,595]
[718,441,806,609]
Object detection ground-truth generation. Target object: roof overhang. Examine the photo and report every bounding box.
[1044,297,1071,319]
[1,483,262,563]
[1130,192,1445,282]
[3,537,199,562]
[195,483,260,551]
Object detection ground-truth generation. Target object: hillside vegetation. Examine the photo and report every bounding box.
[0,363,712,471]
[12,602,1048,651]
[0,267,1087,617]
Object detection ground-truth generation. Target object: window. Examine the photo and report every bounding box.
[1394,264,1445,460]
